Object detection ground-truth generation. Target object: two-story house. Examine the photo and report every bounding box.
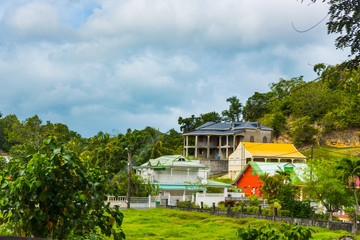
[183,121,273,160]
[133,155,231,202]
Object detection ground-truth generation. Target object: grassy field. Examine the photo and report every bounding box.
[121,208,359,240]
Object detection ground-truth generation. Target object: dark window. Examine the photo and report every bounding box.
[250,136,254,142]
[263,136,267,143]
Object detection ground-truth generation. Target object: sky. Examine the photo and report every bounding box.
[0,0,350,137]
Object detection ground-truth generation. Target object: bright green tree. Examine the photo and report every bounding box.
[336,157,360,215]
[303,159,353,221]
[0,137,125,239]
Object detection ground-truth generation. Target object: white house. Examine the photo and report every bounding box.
[133,155,231,206]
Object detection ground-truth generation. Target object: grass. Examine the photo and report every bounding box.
[120,208,359,239]
[301,145,360,161]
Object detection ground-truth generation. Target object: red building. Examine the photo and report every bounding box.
[232,162,307,198]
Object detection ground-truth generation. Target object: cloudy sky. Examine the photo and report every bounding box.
[0,0,350,137]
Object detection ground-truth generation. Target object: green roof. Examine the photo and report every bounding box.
[134,155,208,169]
[233,162,308,184]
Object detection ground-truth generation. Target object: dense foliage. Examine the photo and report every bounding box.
[0,137,124,239]
[236,224,314,240]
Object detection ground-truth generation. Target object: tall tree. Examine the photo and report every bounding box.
[222,96,243,122]
[303,159,353,221]
[243,92,271,121]
[336,157,360,215]
[306,0,360,67]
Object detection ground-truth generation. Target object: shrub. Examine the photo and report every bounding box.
[236,223,314,240]
[224,200,239,207]
[178,201,198,208]
[315,213,340,221]
[248,194,259,207]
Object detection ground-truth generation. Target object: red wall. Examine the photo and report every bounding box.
[236,166,263,197]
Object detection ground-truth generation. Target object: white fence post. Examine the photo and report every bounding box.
[148,195,151,208]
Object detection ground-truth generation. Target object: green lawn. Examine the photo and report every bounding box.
[120,208,359,239]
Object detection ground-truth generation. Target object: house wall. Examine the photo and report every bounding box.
[138,167,208,183]
[243,129,272,143]
[228,143,251,179]
[235,166,262,197]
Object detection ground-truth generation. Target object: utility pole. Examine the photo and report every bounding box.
[310,145,313,182]
[126,148,132,209]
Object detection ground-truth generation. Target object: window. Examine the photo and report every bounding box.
[244,187,247,191]
[250,136,254,142]
[263,136,267,143]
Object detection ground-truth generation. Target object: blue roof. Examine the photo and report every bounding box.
[184,121,272,135]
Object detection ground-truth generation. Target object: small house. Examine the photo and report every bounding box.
[232,161,307,197]
[134,155,231,204]
[228,142,306,179]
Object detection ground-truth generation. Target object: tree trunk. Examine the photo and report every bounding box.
[353,187,359,215]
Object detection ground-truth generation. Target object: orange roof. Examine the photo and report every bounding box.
[243,142,306,159]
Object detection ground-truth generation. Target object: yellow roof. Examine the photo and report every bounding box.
[242,142,306,159]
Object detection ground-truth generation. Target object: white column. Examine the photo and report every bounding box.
[148,195,151,208]
[224,188,228,197]
[195,136,198,158]
[207,136,210,158]
[183,190,186,201]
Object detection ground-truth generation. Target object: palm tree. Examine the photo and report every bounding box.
[336,157,360,215]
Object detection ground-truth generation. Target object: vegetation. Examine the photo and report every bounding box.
[0,137,124,239]
[120,208,358,239]
[236,223,314,240]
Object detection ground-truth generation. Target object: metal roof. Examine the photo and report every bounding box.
[183,121,272,136]
[134,155,208,169]
[242,142,306,159]
[233,162,308,185]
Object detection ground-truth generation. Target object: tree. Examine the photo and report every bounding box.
[271,112,287,139]
[243,92,271,121]
[303,159,353,221]
[178,115,200,133]
[222,96,243,122]
[0,137,125,239]
[336,157,360,215]
[305,0,360,68]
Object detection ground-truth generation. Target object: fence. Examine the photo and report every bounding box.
[196,193,225,207]
[159,201,356,234]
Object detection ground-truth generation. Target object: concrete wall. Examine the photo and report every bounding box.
[199,159,228,176]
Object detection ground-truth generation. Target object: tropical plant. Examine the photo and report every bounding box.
[0,137,125,239]
[336,157,360,215]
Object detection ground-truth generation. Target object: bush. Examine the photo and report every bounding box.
[248,194,260,207]
[178,201,199,208]
[236,223,314,240]
[0,137,124,240]
[315,213,340,221]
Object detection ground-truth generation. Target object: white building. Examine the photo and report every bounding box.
[134,155,231,205]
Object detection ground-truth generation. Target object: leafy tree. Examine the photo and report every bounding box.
[243,92,272,121]
[303,159,353,221]
[306,0,360,68]
[222,96,243,122]
[0,137,125,239]
[112,172,158,197]
[178,115,200,133]
[269,76,305,99]
[178,112,221,133]
[336,157,360,215]
[271,112,287,139]
[288,116,318,146]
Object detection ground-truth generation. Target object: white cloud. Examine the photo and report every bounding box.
[0,0,350,137]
